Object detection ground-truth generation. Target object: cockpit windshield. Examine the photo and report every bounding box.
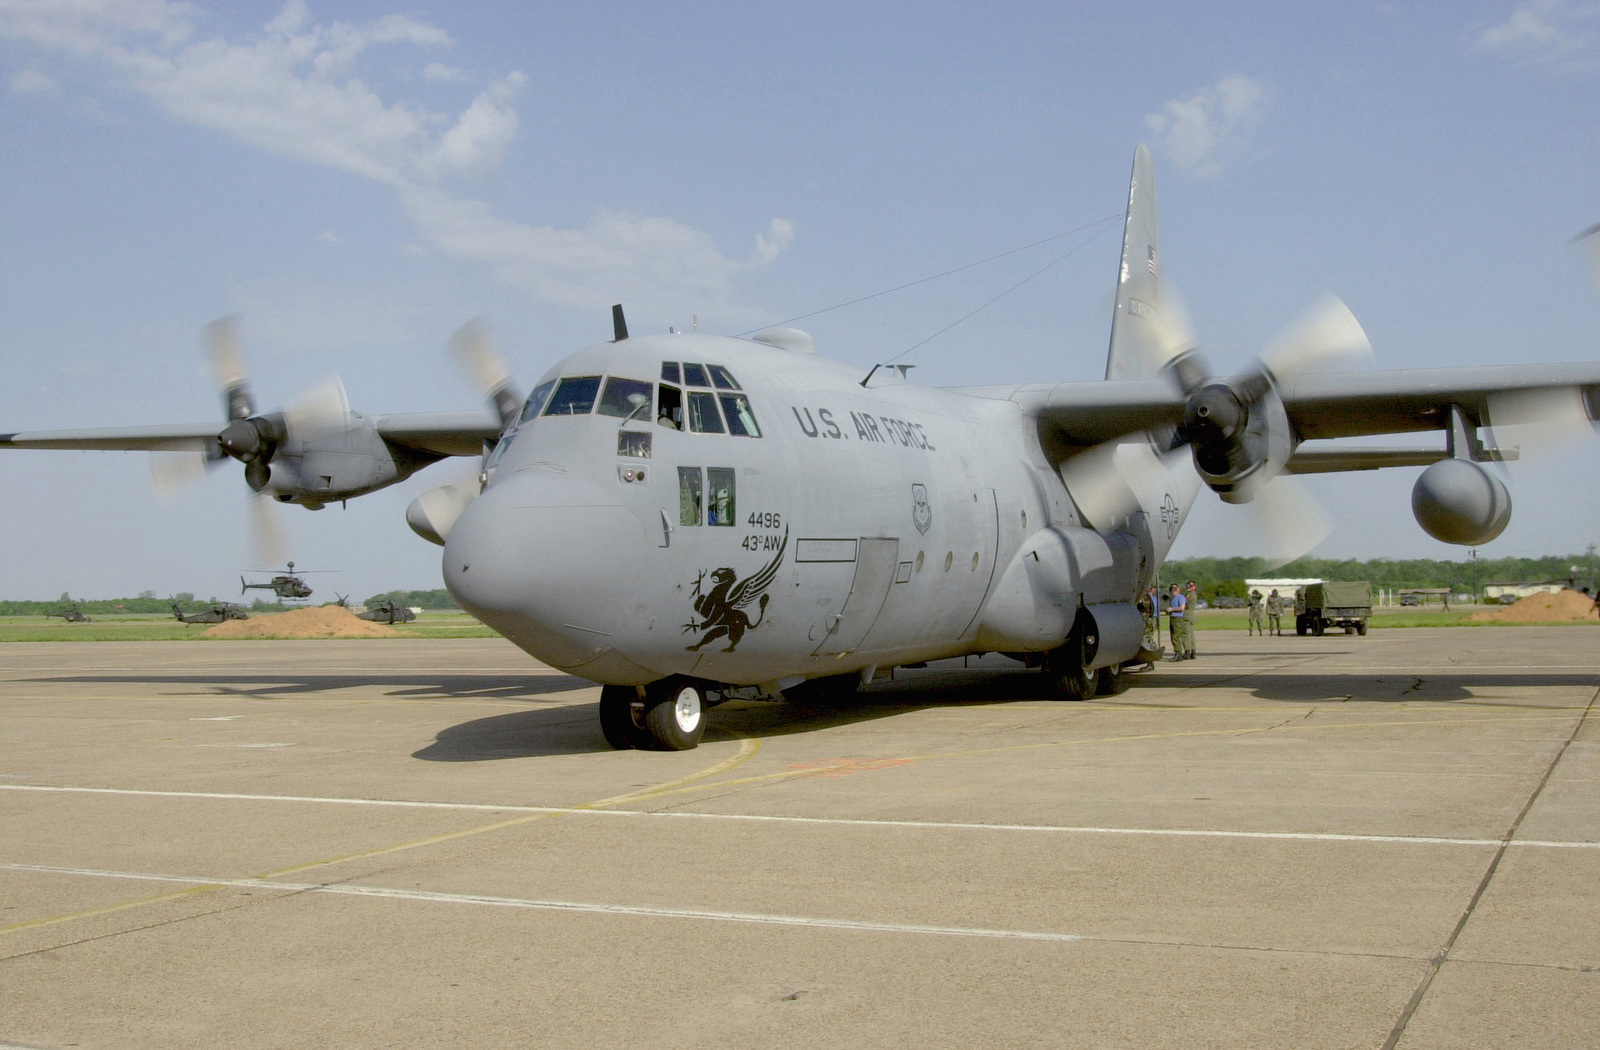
[597,377,654,420]
[543,376,602,416]
[519,379,556,423]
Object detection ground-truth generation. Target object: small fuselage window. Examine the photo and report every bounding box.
[544,376,602,416]
[708,365,740,390]
[682,362,710,387]
[618,431,652,458]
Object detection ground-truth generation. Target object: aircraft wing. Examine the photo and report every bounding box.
[0,423,224,452]
[0,412,503,459]
[373,411,504,457]
[987,363,1600,450]
[1280,364,1600,441]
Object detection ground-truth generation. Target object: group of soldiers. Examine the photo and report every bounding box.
[1247,588,1289,637]
[1136,583,1292,667]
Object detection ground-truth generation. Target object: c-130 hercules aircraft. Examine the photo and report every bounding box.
[5,147,1599,750]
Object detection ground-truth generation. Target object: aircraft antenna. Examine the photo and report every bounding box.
[612,304,629,342]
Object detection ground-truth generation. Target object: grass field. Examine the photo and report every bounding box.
[0,610,499,642]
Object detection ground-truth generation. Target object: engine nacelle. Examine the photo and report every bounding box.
[1185,382,1293,505]
[406,477,481,546]
[1411,458,1512,546]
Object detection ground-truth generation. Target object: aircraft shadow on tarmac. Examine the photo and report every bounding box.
[29,673,593,702]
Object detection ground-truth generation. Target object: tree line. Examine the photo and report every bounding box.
[1159,553,1596,601]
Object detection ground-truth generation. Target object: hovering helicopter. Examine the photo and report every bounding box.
[357,599,417,625]
[171,601,249,624]
[44,606,92,623]
[240,561,326,601]
[5,147,1599,751]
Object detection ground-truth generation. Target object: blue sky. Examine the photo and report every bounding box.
[2,1,1598,601]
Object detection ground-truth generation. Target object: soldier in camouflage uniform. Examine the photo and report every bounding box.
[1247,589,1264,636]
[1266,589,1284,636]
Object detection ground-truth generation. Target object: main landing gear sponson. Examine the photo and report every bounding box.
[599,678,707,751]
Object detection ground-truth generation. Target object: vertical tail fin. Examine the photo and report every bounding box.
[1105,145,1171,381]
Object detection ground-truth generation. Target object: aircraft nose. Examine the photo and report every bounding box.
[443,471,646,669]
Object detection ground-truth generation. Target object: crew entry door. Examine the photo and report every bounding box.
[813,538,899,655]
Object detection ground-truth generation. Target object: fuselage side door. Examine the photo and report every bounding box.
[812,537,899,655]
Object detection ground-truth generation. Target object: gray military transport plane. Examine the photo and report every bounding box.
[6,147,1599,750]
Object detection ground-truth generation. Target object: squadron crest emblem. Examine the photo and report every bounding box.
[684,528,788,652]
[912,483,932,535]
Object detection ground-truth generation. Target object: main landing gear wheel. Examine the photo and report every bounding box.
[598,685,647,750]
[640,678,707,751]
[1096,662,1126,697]
[1041,627,1096,701]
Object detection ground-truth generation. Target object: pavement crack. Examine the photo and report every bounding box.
[1380,684,1599,1050]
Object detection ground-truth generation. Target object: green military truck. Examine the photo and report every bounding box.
[1295,581,1372,636]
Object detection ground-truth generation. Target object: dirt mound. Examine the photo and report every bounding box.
[203,605,401,639]
[1471,589,1599,623]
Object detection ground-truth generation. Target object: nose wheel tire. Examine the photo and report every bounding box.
[639,678,706,750]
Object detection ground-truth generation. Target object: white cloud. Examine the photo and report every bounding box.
[1145,73,1270,178]
[0,0,793,317]
[10,67,56,92]
[1474,0,1600,67]
[315,229,346,247]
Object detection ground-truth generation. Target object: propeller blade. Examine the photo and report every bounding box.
[449,316,520,426]
[1575,222,1600,295]
[148,450,212,502]
[1240,475,1332,570]
[249,492,290,569]
[1059,438,1184,528]
[281,375,350,437]
[1485,386,1598,461]
[1259,294,1372,382]
[203,315,254,421]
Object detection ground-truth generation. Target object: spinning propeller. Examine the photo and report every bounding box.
[1064,291,1372,567]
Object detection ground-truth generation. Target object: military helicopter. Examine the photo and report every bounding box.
[240,561,325,601]
[357,599,417,624]
[5,147,1599,751]
[44,606,92,623]
[171,601,249,624]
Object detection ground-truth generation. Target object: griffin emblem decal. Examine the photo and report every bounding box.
[684,528,788,652]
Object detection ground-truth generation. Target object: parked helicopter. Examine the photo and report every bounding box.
[44,606,92,623]
[240,561,331,600]
[357,599,417,625]
[4,147,1598,751]
[171,601,249,624]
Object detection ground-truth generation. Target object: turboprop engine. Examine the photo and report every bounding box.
[1176,372,1294,505]
[1411,458,1512,546]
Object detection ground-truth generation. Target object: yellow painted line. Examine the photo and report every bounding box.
[621,713,1580,800]
[0,734,761,937]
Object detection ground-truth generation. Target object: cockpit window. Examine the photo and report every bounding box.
[686,390,725,433]
[519,379,556,423]
[719,394,761,437]
[682,363,710,388]
[660,362,682,384]
[597,377,654,420]
[543,376,601,416]
[708,365,740,390]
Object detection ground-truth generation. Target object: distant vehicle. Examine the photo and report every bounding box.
[1212,596,1247,609]
[1399,594,1421,607]
[1496,594,1520,605]
[171,601,249,624]
[44,606,92,623]
[358,599,417,624]
[240,561,330,601]
[1296,582,1372,636]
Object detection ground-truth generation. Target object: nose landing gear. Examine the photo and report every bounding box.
[599,677,708,751]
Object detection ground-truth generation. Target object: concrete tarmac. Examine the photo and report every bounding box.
[1,627,1595,1049]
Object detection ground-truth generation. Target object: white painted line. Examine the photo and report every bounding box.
[2,783,1594,849]
[0,863,1082,943]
